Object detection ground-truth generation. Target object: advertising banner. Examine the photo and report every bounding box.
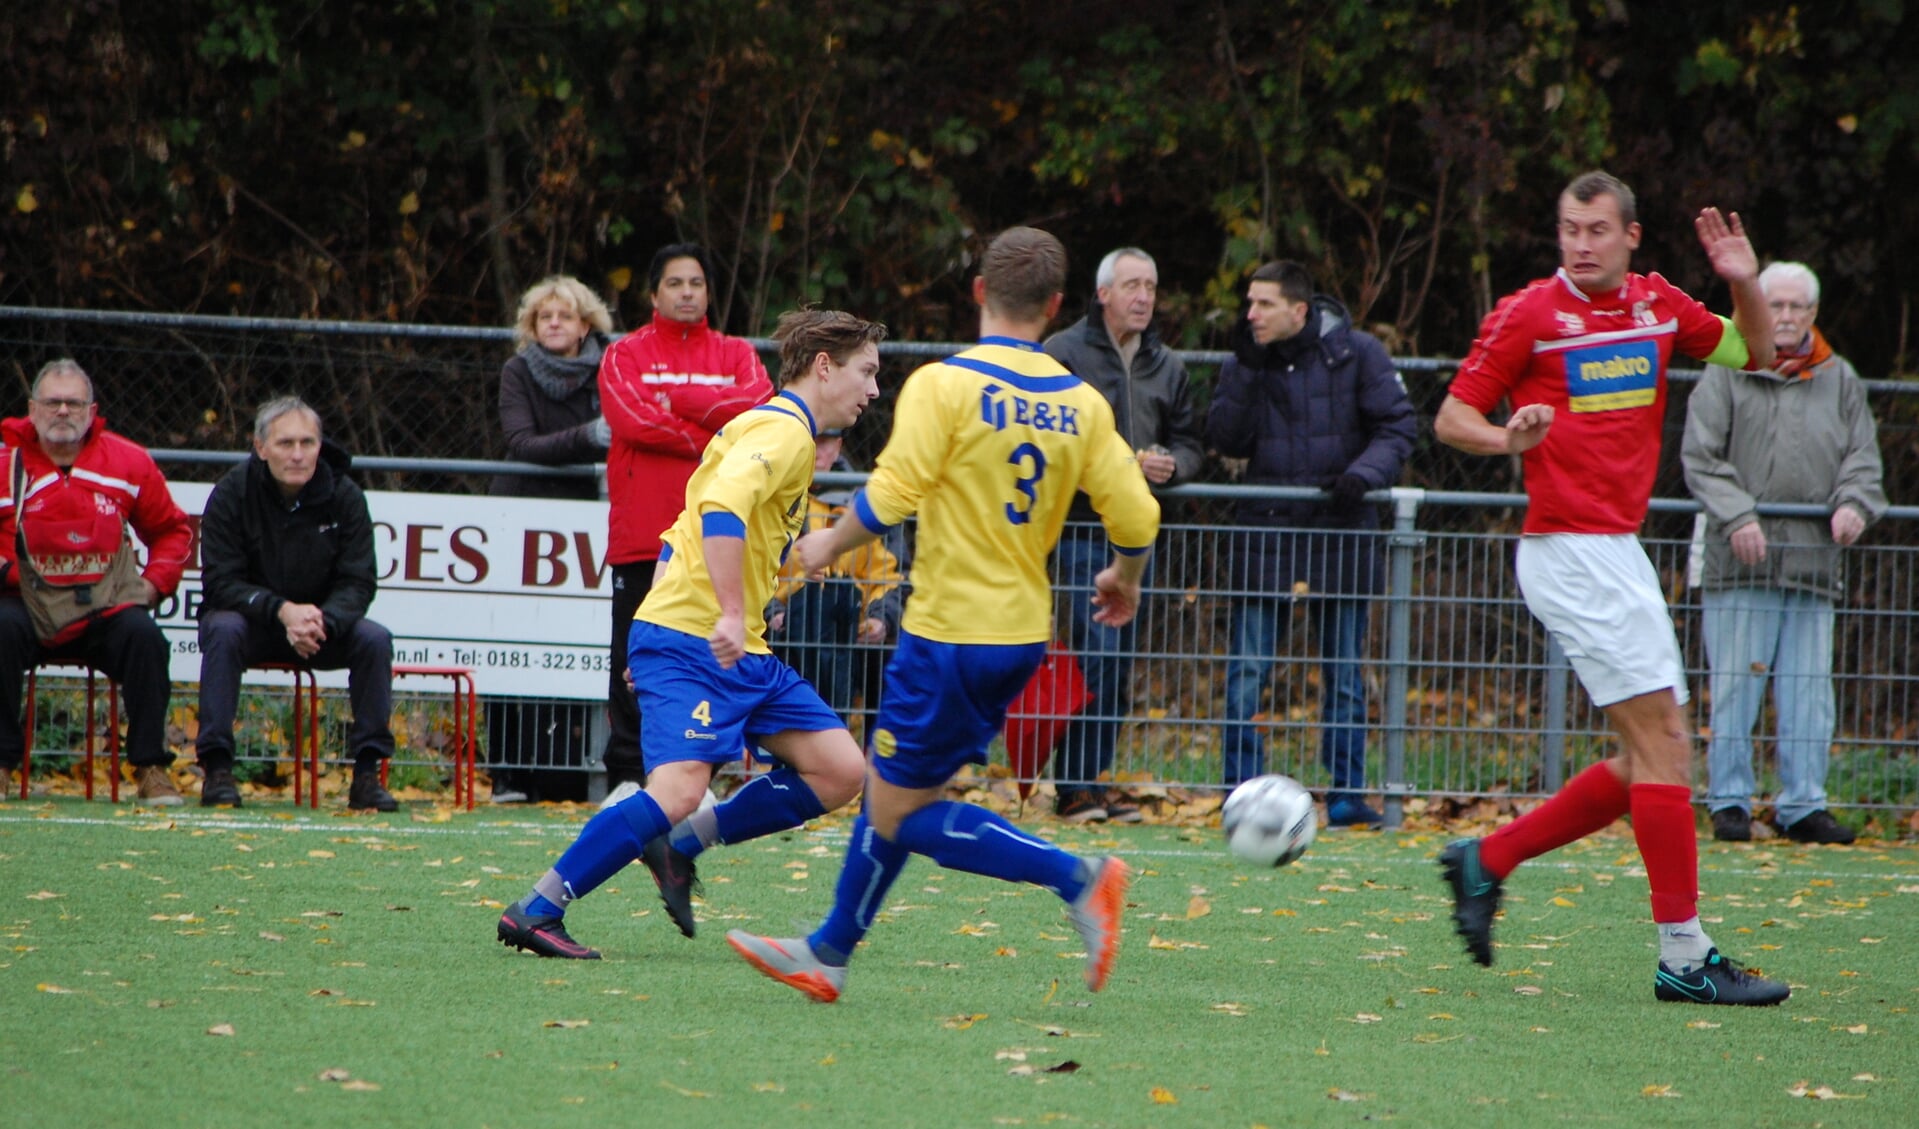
[159,484,614,699]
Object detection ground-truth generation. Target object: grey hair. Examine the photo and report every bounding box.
[1096,247,1156,290]
[253,395,322,443]
[32,358,95,401]
[1759,261,1821,304]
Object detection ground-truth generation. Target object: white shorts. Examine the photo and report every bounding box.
[1515,533,1689,708]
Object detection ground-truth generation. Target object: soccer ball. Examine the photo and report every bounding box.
[1221,775,1317,867]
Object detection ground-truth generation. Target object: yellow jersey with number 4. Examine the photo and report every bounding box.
[853,337,1159,645]
[639,391,817,654]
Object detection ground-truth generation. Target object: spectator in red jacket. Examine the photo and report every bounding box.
[596,244,771,796]
[0,360,193,804]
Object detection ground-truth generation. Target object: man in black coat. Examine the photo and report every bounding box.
[194,396,396,811]
[1205,261,1416,826]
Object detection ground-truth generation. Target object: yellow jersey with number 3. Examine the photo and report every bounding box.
[638,391,817,654]
[853,337,1160,645]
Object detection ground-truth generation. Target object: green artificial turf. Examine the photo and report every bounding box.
[3,801,1913,1128]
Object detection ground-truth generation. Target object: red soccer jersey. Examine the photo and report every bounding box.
[1450,268,1732,534]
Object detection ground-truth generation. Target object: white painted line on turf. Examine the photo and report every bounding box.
[2,810,1912,882]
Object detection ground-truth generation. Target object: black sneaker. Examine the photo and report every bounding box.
[1438,838,1503,967]
[1102,789,1144,824]
[1654,948,1790,1006]
[1054,792,1107,823]
[497,904,601,960]
[348,763,399,812]
[1782,809,1855,845]
[1710,807,1751,842]
[640,835,701,939]
[200,765,242,808]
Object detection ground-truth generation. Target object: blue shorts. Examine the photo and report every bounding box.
[869,631,1046,789]
[629,620,845,771]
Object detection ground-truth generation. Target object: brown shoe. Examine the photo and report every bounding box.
[134,764,185,807]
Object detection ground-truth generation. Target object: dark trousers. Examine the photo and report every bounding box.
[0,597,172,768]
[194,609,395,766]
[603,560,655,783]
[484,698,590,802]
[773,580,867,715]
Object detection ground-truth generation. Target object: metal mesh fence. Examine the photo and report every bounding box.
[4,307,1916,815]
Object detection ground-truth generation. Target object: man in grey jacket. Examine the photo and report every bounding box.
[1681,261,1886,844]
[1041,247,1203,822]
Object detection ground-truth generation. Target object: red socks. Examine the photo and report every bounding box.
[1479,761,1630,879]
[1629,782,1700,923]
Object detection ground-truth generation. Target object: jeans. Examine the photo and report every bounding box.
[1052,532,1143,800]
[1702,587,1836,827]
[0,597,173,768]
[195,609,395,765]
[1220,593,1371,797]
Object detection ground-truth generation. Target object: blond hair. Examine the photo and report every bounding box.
[511,276,613,350]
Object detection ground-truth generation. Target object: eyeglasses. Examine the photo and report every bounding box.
[32,397,94,413]
[1768,300,1815,314]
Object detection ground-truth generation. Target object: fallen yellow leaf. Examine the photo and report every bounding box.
[207,1024,236,1037]
[339,1080,381,1092]
[942,1013,986,1030]
[1149,1086,1177,1104]
[543,1019,590,1029]
[1185,895,1211,920]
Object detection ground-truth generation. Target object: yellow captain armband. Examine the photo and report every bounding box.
[1703,315,1752,369]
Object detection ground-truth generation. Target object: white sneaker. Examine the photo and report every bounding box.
[600,781,718,815]
[489,786,530,804]
[1066,857,1130,992]
[598,780,642,811]
[726,931,845,1003]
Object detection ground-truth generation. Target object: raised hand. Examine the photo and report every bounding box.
[1695,208,1759,284]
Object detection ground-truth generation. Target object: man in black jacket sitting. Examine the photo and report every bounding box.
[194,396,396,811]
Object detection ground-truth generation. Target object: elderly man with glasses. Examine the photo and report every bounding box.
[1682,261,1888,845]
[0,359,194,804]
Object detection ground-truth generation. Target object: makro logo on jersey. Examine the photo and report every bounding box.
[1563,338,1660,413]
[980,383,1081,435]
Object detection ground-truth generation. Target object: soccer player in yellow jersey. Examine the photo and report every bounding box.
[498,310,885,960]
[729,228,1162,1002]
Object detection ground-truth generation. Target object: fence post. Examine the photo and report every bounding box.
[1542,637,1569,793]
[1381,488,1427,829]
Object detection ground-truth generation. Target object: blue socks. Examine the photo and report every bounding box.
[670,769,826,859]
[522,790,671,915]
[892,801,1087,902]
[809,814,910,965]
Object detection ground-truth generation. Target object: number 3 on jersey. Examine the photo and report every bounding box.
[1005,442,1047,525]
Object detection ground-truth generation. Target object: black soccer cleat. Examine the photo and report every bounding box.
[497,905,601,960]
[1438,838,1504,967]
[1654,948,1790,1006]
[640,835,702,939]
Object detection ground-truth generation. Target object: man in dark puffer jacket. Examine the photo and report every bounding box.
[1205,261,1415,826]
[195,396,396,811]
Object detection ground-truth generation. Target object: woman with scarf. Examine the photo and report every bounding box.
[486,276,615,801]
